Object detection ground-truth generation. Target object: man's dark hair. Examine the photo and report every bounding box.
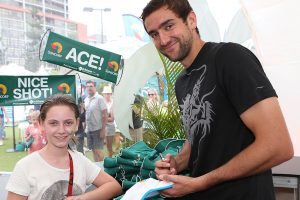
[86,80,96,87]
[141,0,199,34]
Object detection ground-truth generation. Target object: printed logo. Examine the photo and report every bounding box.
[51,42,63,54]
[107,61,119,72]
[57,83,70,93]
[0,84,7,95]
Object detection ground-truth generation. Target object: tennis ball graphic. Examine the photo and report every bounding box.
[0,84,7,94]
[51,42,63,53]
[108,61,119,72]
[57,83,70,93]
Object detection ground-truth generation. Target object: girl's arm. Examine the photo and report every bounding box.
[7,192,27,200]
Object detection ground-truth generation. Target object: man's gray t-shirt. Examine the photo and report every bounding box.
[85,93,107,132]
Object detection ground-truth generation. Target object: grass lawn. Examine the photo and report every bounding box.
[0,126,121,171]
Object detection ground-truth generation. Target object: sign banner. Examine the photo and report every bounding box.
[42,31,122,83]
[0,75,76,106]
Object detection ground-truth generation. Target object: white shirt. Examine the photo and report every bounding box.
[85,92,107,132]
[6,150,101,200]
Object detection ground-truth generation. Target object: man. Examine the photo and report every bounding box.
[141,0,294,199]
[85,80,107,162]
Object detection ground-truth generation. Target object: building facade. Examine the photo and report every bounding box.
[0,0,87,66]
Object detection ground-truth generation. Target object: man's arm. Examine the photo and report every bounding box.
[160,97,294,197]
[174,141,191,173]
[100,109,108,138]
[197,97,293,189]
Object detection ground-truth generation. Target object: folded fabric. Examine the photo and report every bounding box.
[154,138,176,153]
[104,157,118,168]
[165,139,186,152]
[117,157,143,167]
[116,171,138,180]
[119,165,141,173]
[140,169,156,179]
[104,167,120,175]
[121,180,137,190]
[105,139,188,195]
[119,141,157,160]
[141,149,179,171]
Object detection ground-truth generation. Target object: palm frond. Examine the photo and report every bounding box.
[140,52,186,147]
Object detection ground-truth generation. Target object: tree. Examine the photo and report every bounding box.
[24,9,43,72]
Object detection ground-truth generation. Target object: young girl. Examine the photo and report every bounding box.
[6,94,122,200]
[24,110,46,154]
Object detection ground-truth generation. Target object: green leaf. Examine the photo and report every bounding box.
[139,52,186,147]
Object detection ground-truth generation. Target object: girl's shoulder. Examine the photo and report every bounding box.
[15,152,40,167]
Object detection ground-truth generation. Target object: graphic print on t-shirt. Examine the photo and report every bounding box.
[179,65,215,164]
[41,180,82,199]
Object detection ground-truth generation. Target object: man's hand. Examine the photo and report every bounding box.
[99,129,106,139]
[159,175,200,198]
[155,154,178,178]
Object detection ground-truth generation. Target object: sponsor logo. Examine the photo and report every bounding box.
[107,61,119,72]
[57,83,70,93]
[0,84,9,99]
[51,42,63,53]
[0,84,7,94]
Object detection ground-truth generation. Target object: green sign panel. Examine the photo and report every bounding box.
[42,31,121,83]
[0,75,76,106]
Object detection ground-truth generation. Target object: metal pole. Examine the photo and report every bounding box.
[12,106,16,150]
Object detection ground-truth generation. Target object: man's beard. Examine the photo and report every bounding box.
[162,31,193,62]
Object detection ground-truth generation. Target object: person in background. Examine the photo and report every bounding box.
[102,85,116,157]
[24,110,46,153]
[129,95,144,142]
[0,106,9,145]
[142,0,293,199]
[146,88,160,108]
[75,97,86,154]
[25,108,34,124]
[85,80,108,162]
[6,94,122,200]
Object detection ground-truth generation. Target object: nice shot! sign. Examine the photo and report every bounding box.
[42,31,122,83]
[0,75,76,106]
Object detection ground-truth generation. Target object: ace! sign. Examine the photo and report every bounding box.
[42,31,122,83]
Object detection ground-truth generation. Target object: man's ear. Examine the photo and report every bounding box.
[187,11,197,30]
